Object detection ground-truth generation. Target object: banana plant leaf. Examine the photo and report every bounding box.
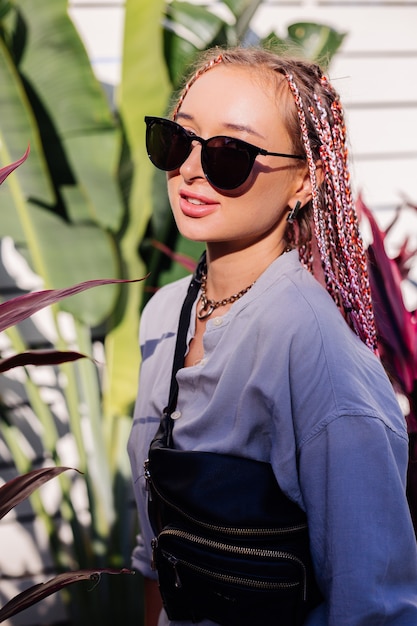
[0,38,54,211]
[262,22,346,69]
[104,0,170,418]
[164,1,225,86]
[288,23,346,64]
[224,0,263,42]
[163,0,263,87]
[22,206,122,326]
[14,0,124,232]
[0,0,12,19]
[0,0,125,326]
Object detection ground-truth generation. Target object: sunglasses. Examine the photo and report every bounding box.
[144,116,306,191]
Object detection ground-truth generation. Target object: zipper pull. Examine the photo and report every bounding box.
[143,459,152,501]
[151,537,158,571]
[165,553,182,589]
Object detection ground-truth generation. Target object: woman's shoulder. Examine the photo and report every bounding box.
[254,258,390,390]
[255,256,349,338]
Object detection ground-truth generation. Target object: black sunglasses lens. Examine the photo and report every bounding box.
[204,137,254,190]
[145,118,256,190]
[146,119,191,171]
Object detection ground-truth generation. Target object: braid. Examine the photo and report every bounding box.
[284,70,377,351]
[172,48,377,352]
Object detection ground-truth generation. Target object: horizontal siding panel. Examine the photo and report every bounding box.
[252,6,417,53]
[69,0,123,5]
[345,108,417,156]
[67,6,124,85]
[330,56,417,105]
[349,156,416,207]
[317,0,417,6]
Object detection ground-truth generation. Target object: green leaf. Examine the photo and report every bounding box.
[166,1,225,48]
[0,37,55,205]
[16,0,124,231]
[0,159,121,325]
[287,22,346,67]
[222,0,252,17]
[0,1,125,325]
[164,1,225,86]
[104,0,170,418]
[0,0,12,20]
[232,0,263,41]
[28,205,121,326]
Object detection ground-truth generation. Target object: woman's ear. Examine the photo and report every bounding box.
[290,160,323,209]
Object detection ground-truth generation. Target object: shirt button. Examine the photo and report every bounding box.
[213,317,223,326]
[171,410,181,420]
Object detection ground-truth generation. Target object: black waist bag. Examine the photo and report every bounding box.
[145,266,322,626]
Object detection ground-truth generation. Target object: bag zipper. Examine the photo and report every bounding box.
[144,459,307,537]
[159,547,301,593]
[153,529,307,600]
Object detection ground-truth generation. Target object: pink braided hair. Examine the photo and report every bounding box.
[171,48,377,352]
[284,70,376,350]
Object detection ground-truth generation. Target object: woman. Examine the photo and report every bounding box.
[128,47,417,625]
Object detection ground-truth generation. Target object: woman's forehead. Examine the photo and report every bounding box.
[177,64,294,146]
[180,65,288,124]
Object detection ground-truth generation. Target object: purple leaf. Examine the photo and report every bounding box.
[151,239,197,272]
[0,277,146,333]
[0,467,80,521]
[0,568,134,622]
[357,196,416,393]
[0,349,90,373]
[0,146,30,185]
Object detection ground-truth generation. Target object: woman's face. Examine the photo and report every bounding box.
[167,64,310,253]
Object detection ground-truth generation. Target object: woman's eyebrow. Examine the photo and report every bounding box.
[176,112,265,140]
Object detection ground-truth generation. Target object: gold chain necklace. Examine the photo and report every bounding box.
[197,272,255,320]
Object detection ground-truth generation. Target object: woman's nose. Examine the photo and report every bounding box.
[179,140,205,183]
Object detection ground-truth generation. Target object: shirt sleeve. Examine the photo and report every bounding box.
[128,278,191,579]
[299,413,417,625]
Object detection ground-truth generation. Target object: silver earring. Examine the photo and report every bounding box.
[287,200,302,224]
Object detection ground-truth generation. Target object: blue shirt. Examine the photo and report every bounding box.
[128,250,417,625]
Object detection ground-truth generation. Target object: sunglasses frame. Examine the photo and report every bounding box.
[145,116,306,190]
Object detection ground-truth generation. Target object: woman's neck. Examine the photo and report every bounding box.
[204,240,290,301]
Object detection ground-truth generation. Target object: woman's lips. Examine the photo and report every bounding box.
[179,192,219,217]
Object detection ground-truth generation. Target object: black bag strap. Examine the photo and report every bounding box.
[163,253,206,444]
